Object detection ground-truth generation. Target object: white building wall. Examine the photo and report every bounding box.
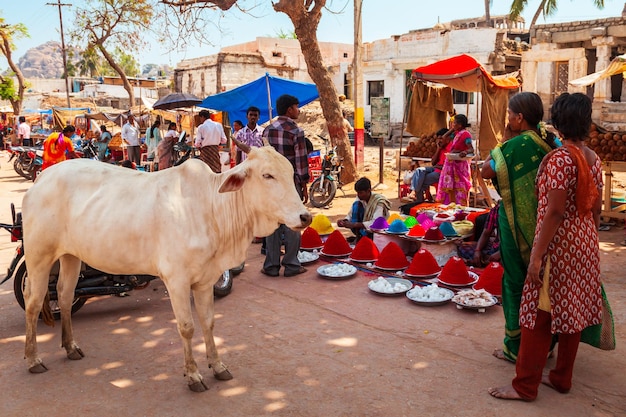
[362,28,501,127]
[80,84,159,99]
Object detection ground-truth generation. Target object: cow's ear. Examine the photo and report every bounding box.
[219,169,247,193]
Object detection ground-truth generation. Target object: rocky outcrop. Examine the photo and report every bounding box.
[17,41,68,79]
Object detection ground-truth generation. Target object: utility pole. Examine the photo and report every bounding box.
[47,1,72,108]
[353,0,364,172]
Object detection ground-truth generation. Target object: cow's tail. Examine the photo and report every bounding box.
[41,292,55,327]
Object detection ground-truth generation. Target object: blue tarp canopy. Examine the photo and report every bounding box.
[198,73,319,126]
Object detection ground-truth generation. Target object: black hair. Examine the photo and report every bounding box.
[100,125,107,132]
[354,177,371,192]
[198,110,211,119]
[168,122,177,130]
[62,125,75,135]
[454,114,469,128]
[509,92,558,148]
[276,94,299,116]
[247,106,260,115]
[550,93,592,142]
[435,127,449,137]
[19,116,26,123]
[233,120,244,128]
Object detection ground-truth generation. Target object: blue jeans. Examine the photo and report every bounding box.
[411,166,440,203]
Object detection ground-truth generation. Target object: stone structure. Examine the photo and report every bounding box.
[173,37,353,100]
[359,15,526,132]
[522,10,626,130]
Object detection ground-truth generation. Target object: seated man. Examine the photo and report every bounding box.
[337,177,391,242]
[409,127,453,203]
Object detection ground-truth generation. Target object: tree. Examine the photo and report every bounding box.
[158,0,357,182]
[76,47,102,77]
[70,0,153,106]
[0,17,28,114]
[509,0,605,31]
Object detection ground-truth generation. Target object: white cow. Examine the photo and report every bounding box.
[21,146,312,392]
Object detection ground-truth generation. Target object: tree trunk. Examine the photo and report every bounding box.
[529,0,547,31]
[0,32,25,115]
[273,0,356,184]
[97,43,135,107]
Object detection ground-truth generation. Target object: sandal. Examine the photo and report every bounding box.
[620,240,626,247]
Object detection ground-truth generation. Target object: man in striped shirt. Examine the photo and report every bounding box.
[261,94,310,278]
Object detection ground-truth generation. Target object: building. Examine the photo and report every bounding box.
[173,37,353,99]
[522,8,626,130]
[358,15,526,133]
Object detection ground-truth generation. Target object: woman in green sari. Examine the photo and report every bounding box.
[481,92,559,362]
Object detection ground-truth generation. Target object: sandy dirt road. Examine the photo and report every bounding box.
[0,152,624,417]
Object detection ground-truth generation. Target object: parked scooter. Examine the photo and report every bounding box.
[309,135,345,208]
[0,204,234,319]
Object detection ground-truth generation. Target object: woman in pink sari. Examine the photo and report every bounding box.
[436,114,474,205]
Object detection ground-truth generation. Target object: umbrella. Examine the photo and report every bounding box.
[153,93,203,110]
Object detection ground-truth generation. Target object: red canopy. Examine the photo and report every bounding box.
[412,54,520,92]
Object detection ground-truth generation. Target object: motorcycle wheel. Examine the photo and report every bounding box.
[31,165,41,182]
[213,270,233,298]
[230,262,245,276]
[309,177,337,208]
[13,261,87,320]
[14,158,31,180]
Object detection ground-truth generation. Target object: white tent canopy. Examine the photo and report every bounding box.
[570,54,626,87]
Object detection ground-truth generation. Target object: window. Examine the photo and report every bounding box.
[453,89,474,104]
[343,52,349,58]
[368,80,384,105]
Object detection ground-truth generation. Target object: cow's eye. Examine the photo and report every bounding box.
[263,173,274,180]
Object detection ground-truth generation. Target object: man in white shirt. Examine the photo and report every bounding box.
[17,116,32,146]
[121,113,141,165]
[232,106,263,164]
[194,109,226,173]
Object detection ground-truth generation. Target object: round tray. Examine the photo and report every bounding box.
[300,245,323,251]
[404,270,441,279]
[368,278,413,296]
[385,230,408,235]
[419,238,449,244]
[373,264,408,271]
[317,263,357,280]
[297,251,320,264]
[348,257,377,263]
[319,250,352,258]
[446,153,475,161]
[453,295,498,311]
[437,271,479,287]
[406,287,454,306]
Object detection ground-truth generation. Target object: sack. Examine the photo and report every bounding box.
[580,284,616,351]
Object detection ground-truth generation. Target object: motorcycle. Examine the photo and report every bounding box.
[1,204,235,319]
[8,144,42,181]
[309,135,345,208]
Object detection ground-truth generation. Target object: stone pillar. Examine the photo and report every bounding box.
[591,35,614,103]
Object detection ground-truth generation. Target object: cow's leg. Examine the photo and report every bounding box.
[192,282,232,381]
[57,255,84,361]
[24,257,55,373]
[163,281,206,392]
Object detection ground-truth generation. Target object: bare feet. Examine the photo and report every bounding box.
[541,373,570,394]
[492,348,515,363]
[487,385,527,401]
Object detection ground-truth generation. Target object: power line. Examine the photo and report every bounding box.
[46,1,72,109]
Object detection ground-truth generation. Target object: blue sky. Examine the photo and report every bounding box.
[1,0,625,68]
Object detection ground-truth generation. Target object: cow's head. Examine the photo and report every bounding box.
[219,146,312,235]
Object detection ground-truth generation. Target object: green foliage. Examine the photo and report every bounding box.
[0,76,17,101]
[114,47,140,77]
[274,28,297,39]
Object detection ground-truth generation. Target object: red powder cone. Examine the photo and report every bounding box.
[322,230,353,256]
[350,236,379,262]
[405,249,441,276]
[374,241,409,270]
[474,262,504,296]
[301,227,323,250]
[438,256,471,285]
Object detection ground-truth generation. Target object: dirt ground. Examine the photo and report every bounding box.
[0,148,624,417]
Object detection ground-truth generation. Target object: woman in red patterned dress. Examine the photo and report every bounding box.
[488,92,603,401]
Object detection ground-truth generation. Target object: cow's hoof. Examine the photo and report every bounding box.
[214,369,233,381]
[29,362,49,373]
[67,347,84,360]
[188,380,208,392]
